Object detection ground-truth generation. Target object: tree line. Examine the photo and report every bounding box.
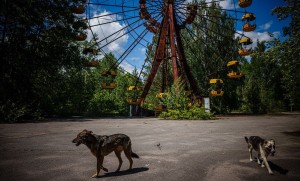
[1,0,299,122]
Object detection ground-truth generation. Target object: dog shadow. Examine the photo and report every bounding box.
[268,161,289,175]
[99,167,149,178]
[253,158,289,175]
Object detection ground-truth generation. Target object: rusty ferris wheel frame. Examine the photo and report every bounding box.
[139,0,200,105]
[79,0,254,106]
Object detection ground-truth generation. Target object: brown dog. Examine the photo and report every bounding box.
[72,129,139,178]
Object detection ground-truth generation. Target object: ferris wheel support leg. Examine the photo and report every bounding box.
[175,27,200,96]
[140,14,170,106]
[169,3,179,82]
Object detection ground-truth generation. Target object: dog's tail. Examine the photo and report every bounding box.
[244,136,249,143]
[131,152,139,159]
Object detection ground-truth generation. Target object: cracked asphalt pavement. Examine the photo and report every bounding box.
[0,114,300,181]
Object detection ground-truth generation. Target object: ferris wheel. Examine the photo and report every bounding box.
[70,0,256,107]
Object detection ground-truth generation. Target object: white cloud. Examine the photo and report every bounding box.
[236,31,280,47]
[87,11,129,54]
[85,10,132,71]
[129,56,141,61]
[220,1,235,9]
[204,0,235,9]
[258,20,273,31]
[120,61,135,73]
[139,47,146,54]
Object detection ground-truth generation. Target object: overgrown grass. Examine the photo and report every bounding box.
[157,79,214,120]
[159,106,214,120]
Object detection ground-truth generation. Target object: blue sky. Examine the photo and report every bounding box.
[234,0,290,44]
[249,0,289,37]
[85,0,290,73]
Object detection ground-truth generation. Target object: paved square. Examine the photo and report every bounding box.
[0,115,300,181]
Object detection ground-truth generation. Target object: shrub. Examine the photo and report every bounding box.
[157,79,214,120]
[0,100,28,123]
[159,106,214,120]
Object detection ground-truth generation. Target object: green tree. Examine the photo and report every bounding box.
[85,53,142,116]
[0,0,87,121]
[272,0,300,111]
[182,1,241,113]
[241,41,284,113]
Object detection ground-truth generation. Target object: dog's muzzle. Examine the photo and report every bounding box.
[270,149,275,156]
[271,151,275,156]
[72,138,82,146]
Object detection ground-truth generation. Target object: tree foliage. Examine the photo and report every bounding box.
[241,41,284,113]
[182,1,242,113]
[272,0,300,111]
[159,80,213,120]
[1,0,86,121]
[240,0,300,113]
[1,0,299,122]
[0,1,140,121]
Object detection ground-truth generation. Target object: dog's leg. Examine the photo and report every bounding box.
[259,145,273,175]
[114,150,123,172]
[101,165,108,172]
[249,146,254,162]
[257,153,261,165]
[124,148,133,170]
[92,156,104,178]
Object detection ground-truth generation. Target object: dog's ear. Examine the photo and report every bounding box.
[270,139,275,144]
[87,130,93,134]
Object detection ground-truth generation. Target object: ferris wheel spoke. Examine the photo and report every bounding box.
[87,2,137,9]
[120,18,151,46]
[87,3,163,21]
[174,4,249,41]
[203,0,228,4]
[174,0,186,5]
[176,1,252,15]
[121,26,148,54]
[198,14,248,38]
[110,28,150,70]
[87,17,142,50]
[180,32,227,75]
[191,20,235,41]
[97,19,145,51]
[175,0,223,11]
[147,1,164,9]
[179,5,241,22]
[187,24,235,54]
[180,22,233,69]
[173,6,186,25]
[231,0,239,26]
[200,5,250,14]
[89,15,140,27]
[201,13,240,21]
[175,6,240,40]
[122,5,164,46]
[87,7,140,20]
[179,34,211,69]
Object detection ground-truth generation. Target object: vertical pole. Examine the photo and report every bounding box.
[168,2,179,82]
[129,105,132,117]
[162,58,166,93]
